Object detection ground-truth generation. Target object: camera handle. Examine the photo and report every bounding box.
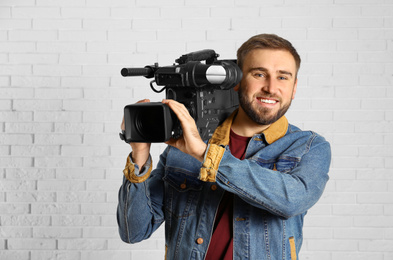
[150,80,166,93]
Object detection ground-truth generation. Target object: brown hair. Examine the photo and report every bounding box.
[237,34,301,77]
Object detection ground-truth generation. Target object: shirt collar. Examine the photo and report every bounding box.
[209,109,288,146]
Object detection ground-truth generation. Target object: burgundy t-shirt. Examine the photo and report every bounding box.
[205,129,251,260]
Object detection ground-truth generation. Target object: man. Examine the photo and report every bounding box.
[117,34,331,260]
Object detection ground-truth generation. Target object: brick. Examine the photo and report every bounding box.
[5,168,55,180]
[34,156,83,168]
[2,0,35,5]
[51,215,100,226]
[182,18,230,30]
[1,19,32,29]
[307,28,358,40]
[33,64,82,76]
[33,18,82,29]
[86,41,137,53]
[11,145,60,156]
[307,52,358,63]
[0,215,51,226]
[0,64,32,76]
[0,111,33,122]
[81,251,131,260]
[34,112,82,123]
[35,88,83,99]
[133,18,181,30]
[54,122,104,134]
[9,30,58,41]
[332,252,383,260]
[8,238,56,250]
[13,99,63,111]
[57,191,106,203]
[336,180,388,193]
[333,204,384,216]
[58,239,106,250]
[62,99,112,111]
[12,7,61,18]
[0,134,33,145]
[7,191,56,203]
[37,41,86,53]
[0,203,29,214]
[0,7,12,18]
[12,76,61,88]
[61,7,111,19]
[358,239,393,252]
[136,0,183,6]
[308,239,358,251]
[61,145,110,156]
[0,251,30,260]
[334,17,383,28]
[86,180,121,192]
[283,17,332,28]
[31,203,80,215]
[358,193,393,204]
[161,6,209,18]
[5,122,53,133]
[61,76,110,88]
[0,226,31,238]
[157,30,206,42]
[0,42,36,53]
[83,227,118,238]
[81,202,117,215]
[111,7,160,19]
[33,227,82,238]
[37,180,85,191]
[56,168,105,180]
[38,0,86,6]
[31,251,80,260]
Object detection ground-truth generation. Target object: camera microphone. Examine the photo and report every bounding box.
[120,66,155,78]
[196,61,242,90]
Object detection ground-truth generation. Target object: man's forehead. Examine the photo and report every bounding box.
[244,49,297,72]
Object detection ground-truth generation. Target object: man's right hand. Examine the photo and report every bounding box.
[121,99,151,168]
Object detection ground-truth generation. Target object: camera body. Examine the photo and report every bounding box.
[120,49,242,143]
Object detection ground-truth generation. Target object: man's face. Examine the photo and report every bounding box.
[235,48,298,126]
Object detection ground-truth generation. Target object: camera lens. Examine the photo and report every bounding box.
[135,107,165,141]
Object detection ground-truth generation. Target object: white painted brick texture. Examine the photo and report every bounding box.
[1,0,392,259]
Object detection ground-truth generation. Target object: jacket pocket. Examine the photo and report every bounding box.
[254,156,299,174]
[289,236,297,260]
[163,168,203,218]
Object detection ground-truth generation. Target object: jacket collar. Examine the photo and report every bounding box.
[209,109,288,146]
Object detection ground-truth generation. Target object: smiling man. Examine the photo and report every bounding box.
[117,34,331,260]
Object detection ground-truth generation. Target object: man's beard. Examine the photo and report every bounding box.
[238,85,293,126]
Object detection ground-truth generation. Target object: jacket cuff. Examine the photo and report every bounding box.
[199,144,225,182]
[123,153,152,183]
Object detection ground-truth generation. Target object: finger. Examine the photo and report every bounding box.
[136,98,150,103]
[121,117,125,131]
[163,100,192,121]
[121,99,150,130]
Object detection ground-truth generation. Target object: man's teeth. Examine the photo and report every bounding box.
[259,98,277,104]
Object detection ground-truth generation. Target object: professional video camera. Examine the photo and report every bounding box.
[119,49,242,143]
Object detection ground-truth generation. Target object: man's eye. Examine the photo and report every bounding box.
[278,76,287,80]
[254,73,266,78]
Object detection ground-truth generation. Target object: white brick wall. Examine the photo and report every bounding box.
[1,0,392,259]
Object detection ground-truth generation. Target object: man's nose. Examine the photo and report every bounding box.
[262,77,278,94]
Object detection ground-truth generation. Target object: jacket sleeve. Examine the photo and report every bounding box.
[201,135,331,219]
[117,148,168,243]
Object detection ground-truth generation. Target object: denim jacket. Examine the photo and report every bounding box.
[117,110,331,260]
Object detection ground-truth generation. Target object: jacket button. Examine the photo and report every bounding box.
[180,183,186,189]
[196,238,204,244]
[211,184,217,191]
